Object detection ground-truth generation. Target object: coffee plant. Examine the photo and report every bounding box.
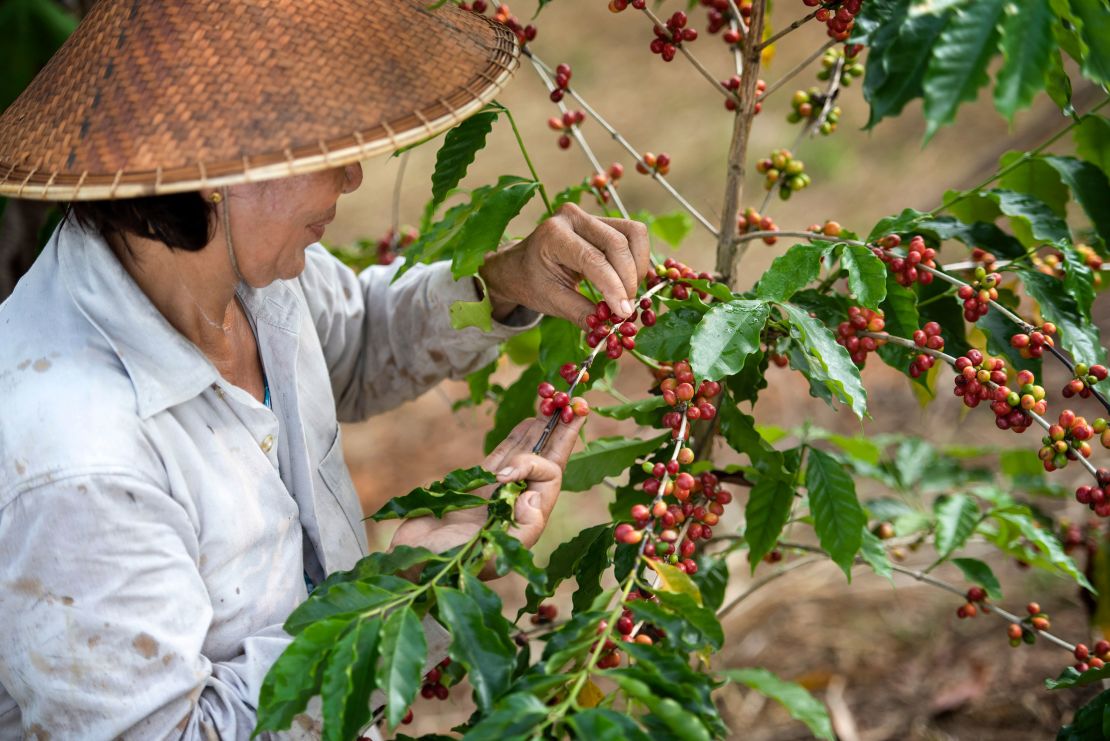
[257,0,1110,738]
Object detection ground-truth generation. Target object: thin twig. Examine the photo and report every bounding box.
[757,39,837,103]
[638,4,733,102]
[757,8,821,50]
[716,556,824,620]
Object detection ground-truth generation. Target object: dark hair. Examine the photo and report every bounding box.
[65,192,216,252]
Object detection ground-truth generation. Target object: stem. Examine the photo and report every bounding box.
[503,106,553,216]
[757,39,838,103]
[726,0,745,76]
[931,96,1110,217]
[757,8,821,50]
[716,555,824,620]
[715,0,767,285]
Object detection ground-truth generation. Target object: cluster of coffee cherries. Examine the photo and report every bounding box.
[372,226,418,266]
[1062,519,1100,556]
[806,220,843,238]
[969,246,1000,273]
[1063,361,1109,399]
[909,322,944,377]
[873,234,937,287]
[957,267,1002,322]
[635,151,671,176]
[700,0,752,36]
[954,585,990,619]
[988,368,1045,434]
[1071,639,1110,673]
[1009,324,1056,359]
[461,2,537,44]
[1074,469,1110,517]
[656,361,720,422]
[607,0,647,13]
[816,45,865,85]
[547,109,586,150]
[1034,244,1105,288]
[549,62,572,102]
[419,657,454,702]
[737,207,779,245]
[529,602,558,626]
[644,257,716,301]
[721,74,766,112]
[536,381,590,423]
[952,349,1006,407]
[648,11,699,62]
[590,162,624,205]
[787,88,841,135]
[1039,409,1097,471]
[586,298,654,359]
[755,149,810,199]
[804,0,862,40]
[835,306,886,366]
[1003,603,1054,648]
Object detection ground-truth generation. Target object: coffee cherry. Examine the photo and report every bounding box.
[1076,643,1090,660]
[1026,602,1041,616]
[1007,623,1023,641]
[835,306,886,367]
[874,234,937,287]
[966,586,986,603]
[373,226,419,265]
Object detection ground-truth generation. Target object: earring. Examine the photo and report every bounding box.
[210,191,223,204]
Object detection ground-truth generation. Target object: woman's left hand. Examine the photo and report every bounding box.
[478,202,652,330]
[389,412,585,568]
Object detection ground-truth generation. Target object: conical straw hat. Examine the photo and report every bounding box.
[0,0,519,201]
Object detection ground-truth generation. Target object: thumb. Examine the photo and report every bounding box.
[511,491,544,547]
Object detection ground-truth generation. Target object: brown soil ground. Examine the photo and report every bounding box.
[329,2,1107,737]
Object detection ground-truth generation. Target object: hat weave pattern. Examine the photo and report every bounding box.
[0,0,519,200]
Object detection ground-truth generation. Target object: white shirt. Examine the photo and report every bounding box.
[0,219,536,739]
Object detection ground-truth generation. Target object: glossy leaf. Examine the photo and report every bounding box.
[997,152,1069,217]
[647,557,704,606]
[755,244,824,302]
[806,448,866,578]
[255,617,348,733]
[538,316,582,378]
[320,617,382,741]
[1056,688,1110,739]
[434,586,515,712]
[781,304,868,419]
[460,692,551,739]
[1042,155,1110,247]
[563,433,669,492]
[864,9,950,129]
[486,529,547,592]
[994,0,1054,120]
[1075,115,1110,173]
[635,306,702,360]
[284,579,409,635]
[652,589,725,649]
[840,243,888,310]
[934,493,981,557]
[922,0,1006,140]
[859,528,894,581]
[449,178,539,278]
[1047,664,1110,690]
[989,188,1070,246]
[991,507,1094,590]
[868,207,928,241]
[428,110,499,221]
[370,466,496,521]
[651,211,695,247]
[567,708,651,740]
[690,300,771,381]
[524,523,613,613]
[378,608,426,730]
[1018,269,1106,364]
[951,557,1003,599]
[1069,0,1110,86]
[595,395,668,424]
[745,475,796,569]
[692,555,729,611]
[722,668,835,740]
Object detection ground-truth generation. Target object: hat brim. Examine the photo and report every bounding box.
[0,1,519,201]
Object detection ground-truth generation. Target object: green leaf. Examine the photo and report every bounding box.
[484,364,543,454]
[717,402,784,470]
[877,275,921,375]
[991,507,1095,590]
[434,586,515,712]
[563,433,669,492]
[486,529,547,592]
[1018,269,1106,364]
[284,580,409,635]
[0,0,77,113]
[464,359,498,406]
[690,300,771,381]
[1061,244,1097,321]
[863,8,950,128]
[989,188,1070,245]
[449,292,492,332]
[951,557,1003,599]
[1069,0,1110,86]
[378,608,426,730]
[1042,155,1110,247]
[595,396,668,424]
[1046,663,1110,690]
[458,692,550,739]
[722,668,835,741]
[781,304,869,419]
[567,708,651,740]
[997,152,1070,217]
[691,555,729,611]
[647,557,704,606]
[524,524,613,613]
[458,570,518,662]
[370,466,497,521]
[256,618,348,733]
[428,110,499,220]
[607,670,712,741]
[806,448,866,578]
[993,0,1055,120]
[1044,48,1074,113]
[869,207,929,242]
[320,618,382,741]
[977,300,1042,377]
[745,476,796,569]
[652,589,724,650]
[933,494,981,558]
[922,0,1006,139]
[1075,115,1110,173]
[1056,688,1110,739]
[859,528,893,581]
[840,243,888,310]
[538,316,582,378]
[634,306,702,360]
[449,179,540,279]
[650,212,695,247]
[755,244,824,302]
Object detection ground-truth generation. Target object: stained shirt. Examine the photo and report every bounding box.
[0,219,538,739]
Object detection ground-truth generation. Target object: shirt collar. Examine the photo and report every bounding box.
[56,218,300,419]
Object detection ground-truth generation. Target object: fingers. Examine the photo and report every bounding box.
[597,216,652,284]
[484,416,544,474]
[561,229,635,319]
[495,452,562,487]
[537,411,585,468]
[565,210,642,303]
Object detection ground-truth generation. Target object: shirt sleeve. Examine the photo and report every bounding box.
[297,246,540,423]
[0,473,291,740]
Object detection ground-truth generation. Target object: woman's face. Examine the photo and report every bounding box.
[225,162,363,285]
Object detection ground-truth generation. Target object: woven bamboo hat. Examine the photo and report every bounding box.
[0,0,519,201]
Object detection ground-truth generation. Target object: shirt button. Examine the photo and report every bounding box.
[260,434,274,453]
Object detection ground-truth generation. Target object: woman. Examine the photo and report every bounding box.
[0,1,649,737]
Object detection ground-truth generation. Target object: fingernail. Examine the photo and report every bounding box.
[497,467,514,479]
[620,299,634,317]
